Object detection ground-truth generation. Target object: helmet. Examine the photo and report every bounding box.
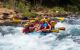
[35,18,39,20]
[23,23,29,27]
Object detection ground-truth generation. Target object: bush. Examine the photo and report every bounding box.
[15,2,37,18]
[23,12,38,18]
[3,3,11,9]
[16,2,29,12]
[51,7,65,13]
[65,5,79,12]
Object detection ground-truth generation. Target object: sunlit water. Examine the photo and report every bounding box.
[0,18,80,50]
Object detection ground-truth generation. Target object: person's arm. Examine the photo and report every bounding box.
[49,24,51,30]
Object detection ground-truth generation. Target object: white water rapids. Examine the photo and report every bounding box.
[0,18,80,50]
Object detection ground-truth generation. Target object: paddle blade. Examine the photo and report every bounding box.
[52,30,59,33]
[58,27,65,30]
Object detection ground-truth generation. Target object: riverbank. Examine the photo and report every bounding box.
[0,7,80,26]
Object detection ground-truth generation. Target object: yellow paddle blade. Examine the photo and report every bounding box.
[13,19,21,22]
[51,30,59,33]
[40,19,45,22]
[58,27,65,30]
[57,17,65,21]
[12,17,21,22]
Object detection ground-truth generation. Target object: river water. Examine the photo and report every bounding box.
[0,18,80,50]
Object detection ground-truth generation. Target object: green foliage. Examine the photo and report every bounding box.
[16,1,36,17]
[3,3,11,9]
[23,12,38,18]
[23,12,32,17]
[1,0,80,14]
[51,7,66,13]
[16,2,29,12]
[30,13,38,17]
[65,5,79,12]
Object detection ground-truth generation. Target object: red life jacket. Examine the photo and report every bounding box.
[23,27,30,33]
[23,23,34,33]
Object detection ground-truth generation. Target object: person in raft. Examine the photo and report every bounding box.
[39,20,51,33]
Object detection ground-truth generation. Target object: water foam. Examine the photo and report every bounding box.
[0,19,80,50]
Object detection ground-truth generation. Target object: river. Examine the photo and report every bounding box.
[0,18,80,50]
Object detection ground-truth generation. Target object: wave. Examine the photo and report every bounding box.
[0,18,80,50]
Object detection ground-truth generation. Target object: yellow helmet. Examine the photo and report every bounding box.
[23,23,29,27]
[50,21,57,27]
[40,19,45,22]
[35,18,39,20]
[46,18,50,21]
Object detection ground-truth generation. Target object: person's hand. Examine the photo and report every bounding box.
[42,29,46,31]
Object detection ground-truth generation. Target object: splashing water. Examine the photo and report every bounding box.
[0,18,80,50]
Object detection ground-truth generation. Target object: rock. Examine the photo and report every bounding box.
[0,14,3,19]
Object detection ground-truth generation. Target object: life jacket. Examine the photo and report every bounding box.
[40,23,49,29]
[23,23,34,33]
[50,21,57,28]
[29,24,34,27]
[23,27,30,33]
[29,23,35,32]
